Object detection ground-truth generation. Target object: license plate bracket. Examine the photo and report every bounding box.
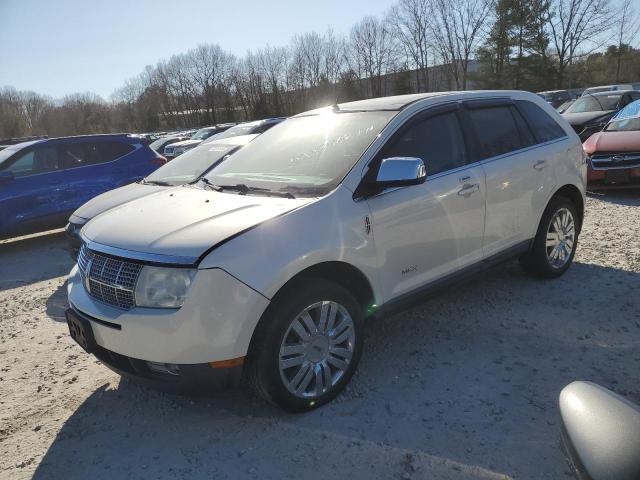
[605,170,630,184]
[66,309,97,353]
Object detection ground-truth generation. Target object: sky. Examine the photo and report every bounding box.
[0,0,393,100]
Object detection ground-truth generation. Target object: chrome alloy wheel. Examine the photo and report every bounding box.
[279,301,355,399]
[546,207,575,268]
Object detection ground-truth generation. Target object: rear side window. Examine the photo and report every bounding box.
[86,142,135,164]
[467,105,523,159]
[59,141,135,168]
[383,111,467,176]
[516,100,566,143]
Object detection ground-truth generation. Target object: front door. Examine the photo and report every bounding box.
[363,105,486,302]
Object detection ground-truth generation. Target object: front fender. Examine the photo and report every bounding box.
[199,186,384,304]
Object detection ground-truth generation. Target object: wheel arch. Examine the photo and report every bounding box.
[551,184,584,232]
[245,261,375,364]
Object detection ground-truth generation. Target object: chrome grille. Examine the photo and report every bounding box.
[590,152,640,170]
[77,244,143,309]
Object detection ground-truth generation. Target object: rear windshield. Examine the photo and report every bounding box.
[566,95,621,113]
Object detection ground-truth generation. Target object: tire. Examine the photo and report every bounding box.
[520,195,579,278]
[246,278,364,412]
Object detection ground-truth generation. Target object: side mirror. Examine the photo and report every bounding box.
[559,381,640,480]
[375,157,426,188]
[0,170,14,184]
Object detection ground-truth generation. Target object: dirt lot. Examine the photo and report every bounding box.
[1,192,639,480]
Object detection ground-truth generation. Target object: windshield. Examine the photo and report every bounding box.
[145,142,240,185]
[191,128,215,140]
[149,136,176,150]
[605,117,640,131]
[205,124,260,143]
[566,94,621,113]
[203,110,396,197]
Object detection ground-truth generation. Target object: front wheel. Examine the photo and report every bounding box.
[246,278,364,412]
[520,196,579,278]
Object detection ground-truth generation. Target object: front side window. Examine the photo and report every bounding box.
[468,106,524,159]
[381,111,467,176]
[5,147,60,176]
[517,100,566,143]
[204,111,396,196]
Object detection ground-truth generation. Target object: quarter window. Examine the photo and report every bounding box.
[382,111,467,176]
[467,105,523,159]
[516,100,566,143]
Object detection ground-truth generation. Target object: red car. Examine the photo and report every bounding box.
[583,110,640,188]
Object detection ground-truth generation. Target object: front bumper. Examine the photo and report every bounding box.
[67,265,270,365]
[67,307,242,393]
[587,166,640,188]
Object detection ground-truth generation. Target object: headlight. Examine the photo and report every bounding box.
[134,266,196,308]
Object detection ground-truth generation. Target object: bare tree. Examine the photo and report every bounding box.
[428,0,492,90]
[349,16,397,97]
[388,0,431,92]
[614,0,640,82]
[547,0,613,87]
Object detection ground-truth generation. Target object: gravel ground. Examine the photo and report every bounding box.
[1,192,639,480]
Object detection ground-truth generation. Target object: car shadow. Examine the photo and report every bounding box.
[586,189,640,206]
[45,282,68,322]
[31,259,640,479]
[0,230,72,291]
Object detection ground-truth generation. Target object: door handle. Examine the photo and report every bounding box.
[533,160,547,171]
[457,183,479,198]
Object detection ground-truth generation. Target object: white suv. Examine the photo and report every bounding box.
[66,91,586,411]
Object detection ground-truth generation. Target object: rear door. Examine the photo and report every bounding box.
[463,99,558,257]
[364,104,486,301]
[59,140,137,208]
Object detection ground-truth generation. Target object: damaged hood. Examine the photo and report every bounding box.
[81,185,312,262]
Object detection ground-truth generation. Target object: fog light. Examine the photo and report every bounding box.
[147,361,180,376]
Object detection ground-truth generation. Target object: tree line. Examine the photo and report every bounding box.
[1,0,639,139]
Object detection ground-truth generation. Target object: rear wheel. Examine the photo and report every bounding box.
[521,196,579,278]
[247,278,364,412]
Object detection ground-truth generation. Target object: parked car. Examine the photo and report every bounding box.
[561,90,640,141]
[0,135,165,239]
[583,99,640,188]
[65,134,259,258]
[581,83,640,96]
[538,90,572,108]
[163,124,235,159]
[66,91,585,411]
[149,134,191,154]
[203,117,286,144]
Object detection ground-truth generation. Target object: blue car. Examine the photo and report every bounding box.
[0,134,165,239]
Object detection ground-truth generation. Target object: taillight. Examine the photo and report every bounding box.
[152,156,167,166]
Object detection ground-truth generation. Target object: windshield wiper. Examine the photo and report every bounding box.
[200,178,295,198]
[141,179,173,186]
